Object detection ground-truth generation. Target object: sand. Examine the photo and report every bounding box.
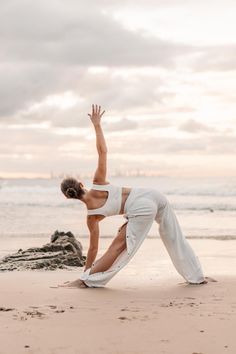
[0,238,236,354]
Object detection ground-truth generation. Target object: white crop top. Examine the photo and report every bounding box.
[87,183,122,217]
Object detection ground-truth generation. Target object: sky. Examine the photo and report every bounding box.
[1,0,236,178]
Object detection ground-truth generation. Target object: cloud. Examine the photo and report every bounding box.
[107,134,208,155]
[0,0,188,66]
[0,62,76,116]
[207,134,236,154]
[104,118,138,132]
[179,119,215,133]
[0,0,194,119]
[107,131,236,155]
[192,45,236,72]
[0,0,236,177]
[1,122,236,177]
[0,68,172,126]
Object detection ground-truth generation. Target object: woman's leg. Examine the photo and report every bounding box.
[79,209,156,287]
[157,202,205,284]
[89,222,128,274]
[59,223,128,289]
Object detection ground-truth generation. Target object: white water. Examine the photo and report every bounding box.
[0,176,236,240]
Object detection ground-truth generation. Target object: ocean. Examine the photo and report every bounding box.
[0,176,235,245]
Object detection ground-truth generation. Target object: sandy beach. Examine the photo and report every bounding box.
[1,0,236,352]
[0,238,236,354]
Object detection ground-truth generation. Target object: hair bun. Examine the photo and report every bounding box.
[66,187,77,198]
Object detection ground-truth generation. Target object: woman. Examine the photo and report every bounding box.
[61,104,206,288]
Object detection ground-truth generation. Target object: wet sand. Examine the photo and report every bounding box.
[0,239,236,354]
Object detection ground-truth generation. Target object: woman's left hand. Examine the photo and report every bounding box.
[88,104,105,126]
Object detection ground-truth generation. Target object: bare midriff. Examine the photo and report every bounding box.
[119,187,132,215]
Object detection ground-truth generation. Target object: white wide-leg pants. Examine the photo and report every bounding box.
[80,188,205,287]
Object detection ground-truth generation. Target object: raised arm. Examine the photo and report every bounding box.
[88,104,108,184]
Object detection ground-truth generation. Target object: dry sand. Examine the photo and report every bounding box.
[0,238,236,354]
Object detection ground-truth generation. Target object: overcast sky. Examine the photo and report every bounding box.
[1,0,236,178]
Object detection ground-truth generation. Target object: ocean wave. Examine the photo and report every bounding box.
[0,201,235,212]
[0,201,81,208]
[173,205,236,211]
[166,190,236,197]
[1,233,236,240]
[1,178,236,197]
[1,178,236,211]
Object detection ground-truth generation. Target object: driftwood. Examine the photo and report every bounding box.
[0,231,86,271]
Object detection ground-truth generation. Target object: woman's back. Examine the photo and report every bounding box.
[87,183,123,217]
[87,184,168,217]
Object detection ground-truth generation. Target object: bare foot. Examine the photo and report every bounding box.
[57,279,88,289]
[189,276,217,285]
[187,281,206,285]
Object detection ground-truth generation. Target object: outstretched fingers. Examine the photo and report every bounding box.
[92,104,105,116]
[88,104,105,123]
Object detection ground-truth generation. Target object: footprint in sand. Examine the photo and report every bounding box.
[48,305,57,309]
[23,310,45,319]
[0,307,15,312]
[161,301,200,308]
[139,315,150,322]
[118,316,131,321]
[55,309,65,313]
[120,307,141,313]
[47,305,75,313]
[11,309,45,321]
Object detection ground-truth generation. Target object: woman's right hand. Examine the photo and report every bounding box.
[88,104,105,126]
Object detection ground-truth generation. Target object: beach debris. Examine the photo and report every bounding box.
[0,230,86,271]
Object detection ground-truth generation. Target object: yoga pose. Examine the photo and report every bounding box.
[61,104,207,288]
